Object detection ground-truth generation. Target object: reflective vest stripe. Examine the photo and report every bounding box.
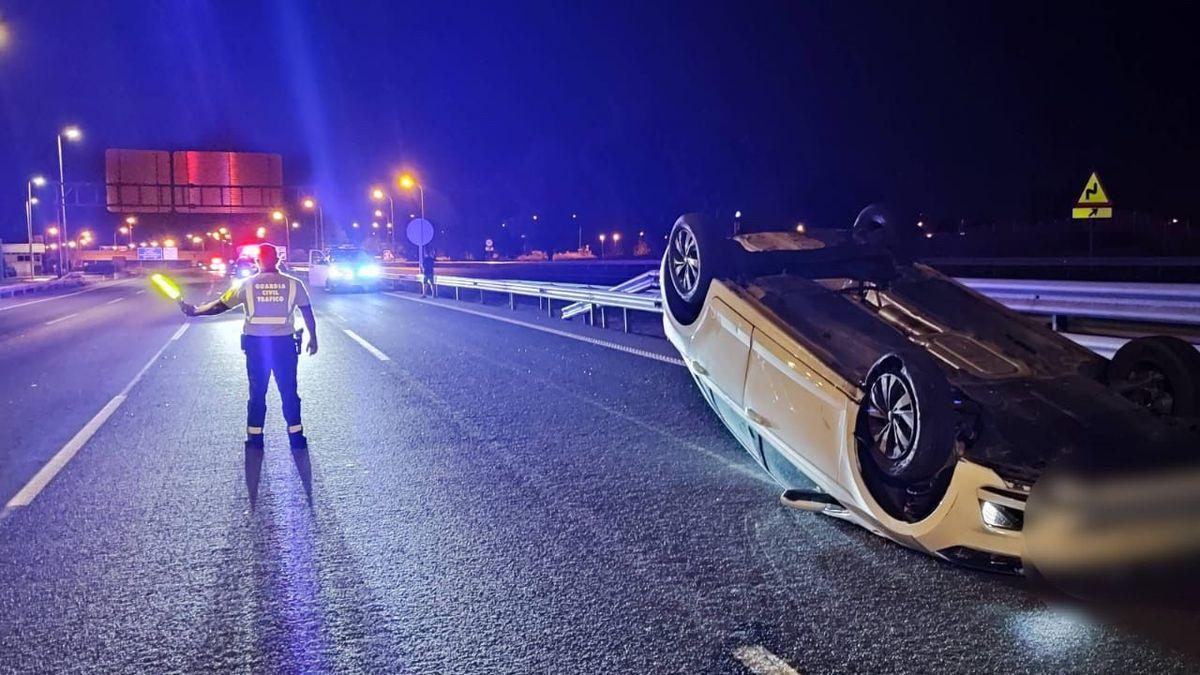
[248,316,289,324]
[286,278,297,310]
[245,280,256,316]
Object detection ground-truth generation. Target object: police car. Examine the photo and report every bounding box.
[307,247,384,292]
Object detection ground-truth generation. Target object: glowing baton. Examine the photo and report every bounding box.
[149,273,182,300]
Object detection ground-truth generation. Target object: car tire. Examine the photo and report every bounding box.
[662,213,735,325]
[856,354,956,483]
[851,204,917,261]
[1108,335,1200,418]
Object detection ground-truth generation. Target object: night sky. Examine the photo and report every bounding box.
[0,1,1197,252]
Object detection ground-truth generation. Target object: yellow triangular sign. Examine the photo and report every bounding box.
[1076,172,1111,206]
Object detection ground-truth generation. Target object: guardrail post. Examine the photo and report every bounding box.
[455,287,460,301]
[509,292,515,310]
[601,306,607,329]
[547,298,553,317]
[623,308,629,333]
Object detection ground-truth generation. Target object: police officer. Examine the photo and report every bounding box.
[179,243,318,451]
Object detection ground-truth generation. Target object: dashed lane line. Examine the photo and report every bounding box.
[0,323,190,520]
[104,296,126,305]
[343,328,391,361]
[733,645,802,675]
[383,292,685,367]
[44,312,80,326]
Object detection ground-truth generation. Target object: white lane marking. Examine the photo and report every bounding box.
[1,323,190,517]
[170,323,189,341]
[136,290,146,295]
[331,312,347,322]
[385,292,685,367]
[105,297,126,305]
[733,645,801,675]
[0,279,132,312]
[44,312,80,326]
[343,328,391,361]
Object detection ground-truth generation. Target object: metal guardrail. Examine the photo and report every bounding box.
[958,277,1200,327]
[561,270,659,319]
[288,261,1198,347]
[0,274,87,298]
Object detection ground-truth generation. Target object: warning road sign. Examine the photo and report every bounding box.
[1072,206,1113,219]
[1073,172,1112,219]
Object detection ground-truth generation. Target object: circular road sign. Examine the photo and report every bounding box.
[407,218,434,246]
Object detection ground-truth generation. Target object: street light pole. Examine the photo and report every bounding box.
[25,178,43,278]
[24,196,32,277]
[55,127,81,275]
[387,195,395,251]
[56,135,67,275]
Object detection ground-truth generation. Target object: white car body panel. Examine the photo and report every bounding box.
[665,275,1024,567]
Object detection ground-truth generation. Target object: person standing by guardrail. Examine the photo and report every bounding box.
[420,250,436,297]
[178,243,318,451]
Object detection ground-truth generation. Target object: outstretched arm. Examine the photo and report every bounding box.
[299,304,318,355]
[179,298,231,317]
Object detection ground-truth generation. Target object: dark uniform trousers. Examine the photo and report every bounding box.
[243,334,303,444]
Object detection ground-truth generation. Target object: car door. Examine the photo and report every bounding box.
[308,250,328,287]
[688,298,755,448]
[743,329,849,484]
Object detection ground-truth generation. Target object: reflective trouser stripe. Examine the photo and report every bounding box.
[248,316,288,324]
[247,426,263,434]
[287,279,297,311]
[288,424,303,433]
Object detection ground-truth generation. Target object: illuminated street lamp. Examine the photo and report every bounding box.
[162,238,176,248]
[256,226,267,239]
[56,126,82,274]
[352,221,360,229]
[218,226,228,235]
[598,233,607,258]
[371,186,395,250]
[301,197,324,250]
[24,175,46,277]
[398,172,427,256]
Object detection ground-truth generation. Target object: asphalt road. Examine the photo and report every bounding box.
[1,273,1199,673]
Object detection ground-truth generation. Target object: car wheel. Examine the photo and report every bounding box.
[851,204,917,261]
[662,213,734,325]
[857,354,956,483]
[1108,336,1200,418]
[854,355,957,522]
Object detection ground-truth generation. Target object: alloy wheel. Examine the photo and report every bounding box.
[866,372,918,461]
[669,226,701,299]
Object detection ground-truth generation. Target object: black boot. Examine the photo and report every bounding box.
[289,431,308,451]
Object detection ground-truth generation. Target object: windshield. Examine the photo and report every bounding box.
[328,249,373,264]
